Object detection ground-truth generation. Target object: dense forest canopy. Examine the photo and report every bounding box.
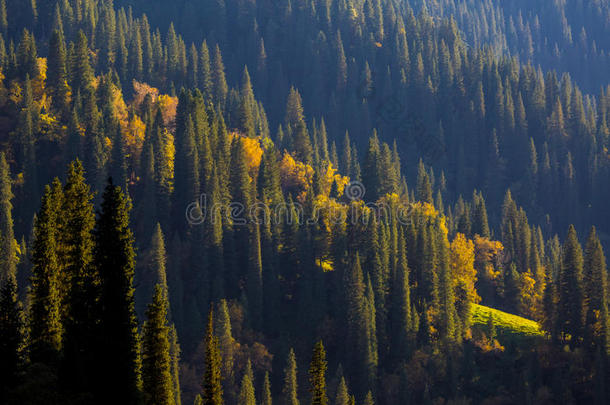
[0,0,609,404]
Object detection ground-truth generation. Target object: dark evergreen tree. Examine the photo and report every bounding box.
[583,227,609,352]
[202,308,223,405]
[0,153,16,283]
[142,285,175,405]
[29,180,63,364]
[95,178,142,403]
[0,276,22,400]
[60,160,99,397]
[558,225,585,347]
[283,348,300,405]
[309,340,328,405]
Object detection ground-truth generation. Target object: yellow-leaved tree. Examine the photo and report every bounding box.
[474,235,504,306]
[450,233,480,332]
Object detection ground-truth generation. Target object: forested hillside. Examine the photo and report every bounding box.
[0,0,609,404]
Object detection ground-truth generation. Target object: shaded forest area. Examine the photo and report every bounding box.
[0,0,609,404]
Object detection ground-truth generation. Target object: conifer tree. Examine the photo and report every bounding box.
[16,29,38,79]
[199,41,213,100]
[142,285,175,405]
[61,160,99,396]
[0,153,16,283]
[47,29,70,118]
[283,348,300,405]
[437,227,456,343]
[583,227,609,351]
[487,312,497,342]
[258,148,283,206]
[261,371,272,405]
[309,340,328,405]
[335,376,349,405]
[215,299,235,398]
[29,180,63,364]
[363,391,374,405]
[71,30,94,93]
[212,45,228,107]
[416,161,433,204]
[247,221,263,330]
[472,192,490,238]
[0,276,22,398]
[238,368,256,405]
[149,223,169,302]
[390,231,412,360]
[202,308,223,405]
[558,225,585,347]
[95,178,142,403]
[238,66,256,138]
[168,325,182,405]
[363,134,381,202]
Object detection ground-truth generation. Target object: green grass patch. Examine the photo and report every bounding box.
[471,304,545,344]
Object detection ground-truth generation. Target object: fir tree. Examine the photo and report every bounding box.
[169,325,182,405]
[61,160,99,396]
[335,376,349,405]
[95,178,142,403]
[142,285,175,405]
[215,299,235,397]
[390,231,412,360]
[238,369,256,405]
[71,30,94,93]
[416,161,433,204]
[309,340,328,405]
[212,45,228,107]
[558,225,585,347]
[583,227,609,351]
[283,348,300,405]
[29,180,63,364]
[202,308,223,405]
[247,221,263,330]
[0,153,16,283]
[0,277,22,399]
[363,391,374,405]
[261,371,272,405]
[47,29,70,118]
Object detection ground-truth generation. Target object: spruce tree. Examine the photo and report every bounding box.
[202,308,223,405]
[71,30,94,93]
[238,66,256,138]
[199,41,213,100]
[309,340,328,405]
[335,376,349,405]
[390,231,412,360]
[215,299,235,399]
[169,325,182,405]
[29,180,63,364]
[247,221,263,330]
[283,348,300,405]
[261,371,272,405]
[0,153,16,283]
[142,285,175,405]
[416,161,433,204]
[558,225,585,347]
[212,45,228,107]
[238,369,256,405]
[0,276,22,399]
[47,29,70,118]
[95,178,142,403]
[61,160,99,396]
[583,227,609,351]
